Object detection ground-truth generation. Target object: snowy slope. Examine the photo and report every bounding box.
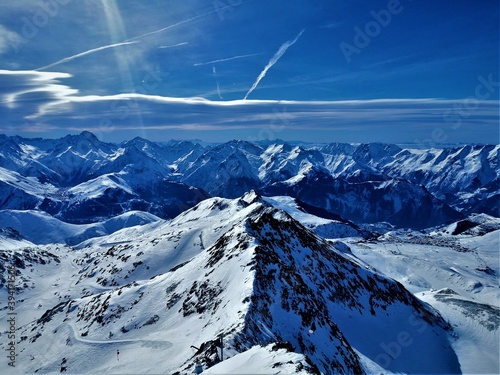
[0,210,161,246]
[435,213,500,236]
[0,227,35,250]
[0,166,59,210]
[203,344,317,374]
[0,192,463,374]
[263,195,364,238]
[347,228,500,373]
[348,230,499,306]
[418,289,499,374]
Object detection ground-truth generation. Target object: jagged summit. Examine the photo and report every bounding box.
[1,133,498,228]
[7,193,462,374]
[239,189,263,206]
[1,133,498,230]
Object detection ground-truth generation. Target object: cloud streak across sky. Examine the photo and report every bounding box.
[244,29,305,100]
[0,69,497,144]
[125,7,223,43]
[0,1,497,143]
[158,42,189,49]
[194,53,262,67]
[37,41,138,71]
[35,6,219,72]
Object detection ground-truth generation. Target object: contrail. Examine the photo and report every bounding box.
[125,8,218,43]
[37,41,138,71]
[158,42,189,49]
[127,0,256,43]
[194,53,261,67]
[36,6,221,71]
[243,29,305,100]
[213,66,223,99]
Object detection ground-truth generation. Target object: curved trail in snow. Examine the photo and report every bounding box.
[58,322,173,349]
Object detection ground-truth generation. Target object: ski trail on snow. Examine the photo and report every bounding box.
[60,322,173,349]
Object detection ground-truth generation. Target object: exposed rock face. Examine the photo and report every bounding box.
[12,193,460,374]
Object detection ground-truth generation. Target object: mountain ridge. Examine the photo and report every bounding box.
[2,192,466,374]
[1,132,497,229]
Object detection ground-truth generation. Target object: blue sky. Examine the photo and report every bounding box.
[0,0,498,144]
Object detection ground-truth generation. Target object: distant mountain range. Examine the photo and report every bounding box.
[1,134,498,373]
[0,132,497,230]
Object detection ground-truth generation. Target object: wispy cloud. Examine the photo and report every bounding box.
[29,91,499,108]
[0,69,71,79]
[244,29,305,100]
[125,8,219,42]
[35,7,218,71]
[212,66,223,100]
[0,25,23,55]
[194,53,261,67]
[158,42,189,49]
[37,41,138,71]
[1,68,497,143]
[0,69,74,109]
[6,94,497,143]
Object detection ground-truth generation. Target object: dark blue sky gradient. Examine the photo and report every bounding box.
[0,0,498,143]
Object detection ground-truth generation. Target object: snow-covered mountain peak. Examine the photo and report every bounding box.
[239,189,263,206]
[1,133,498,227]
[0,133,499,373]
[2,189,497,373]
[353,142,402,164]
[9,194,458,373]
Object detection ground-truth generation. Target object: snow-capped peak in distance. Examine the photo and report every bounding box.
[0,132,498,230]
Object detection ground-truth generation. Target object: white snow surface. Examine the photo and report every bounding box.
[0,193,497,374]
[0,210,161,245]
[203,344,312,374]
[347,229,500,374]
[263,195,361,238]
